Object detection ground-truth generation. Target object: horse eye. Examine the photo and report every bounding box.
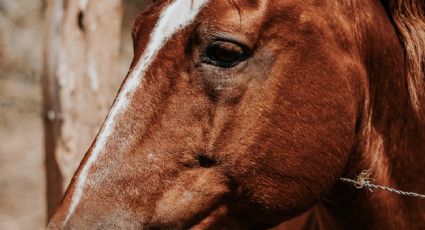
[202,41,248,68]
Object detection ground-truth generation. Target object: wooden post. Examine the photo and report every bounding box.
[43,0,65,221]
[43,0,123,219]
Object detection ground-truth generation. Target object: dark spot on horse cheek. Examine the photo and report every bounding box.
[77,10,85,32]
[196,154,217,168]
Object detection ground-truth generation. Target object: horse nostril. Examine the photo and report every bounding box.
[196,154,216,168]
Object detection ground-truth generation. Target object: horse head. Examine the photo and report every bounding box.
[48,0,424,229]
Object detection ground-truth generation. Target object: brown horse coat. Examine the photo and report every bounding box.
[49,0,425,229]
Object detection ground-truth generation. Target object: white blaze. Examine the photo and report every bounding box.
[64,0,210,224]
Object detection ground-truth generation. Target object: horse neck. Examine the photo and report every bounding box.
[316,1,425,228]
[318,77,425,229]
[351,57,425,228]
[359,37,425,196]
[316,38,425,230]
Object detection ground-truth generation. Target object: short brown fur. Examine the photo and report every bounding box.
[49,0,425,229]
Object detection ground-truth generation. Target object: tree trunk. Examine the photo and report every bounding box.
[43,0,123,220]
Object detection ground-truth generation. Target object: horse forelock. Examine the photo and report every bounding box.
[62,0,211,225]
[382,0,425,115]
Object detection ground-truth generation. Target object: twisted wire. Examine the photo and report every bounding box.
[339,170,425,199]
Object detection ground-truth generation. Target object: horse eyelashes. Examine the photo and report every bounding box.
[202,40,250,68]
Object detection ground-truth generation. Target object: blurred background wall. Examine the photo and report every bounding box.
[0,0,150,229]
[0,1,45,228]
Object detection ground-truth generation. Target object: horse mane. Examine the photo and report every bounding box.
[381,0,425,114]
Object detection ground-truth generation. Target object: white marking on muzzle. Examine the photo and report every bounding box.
[63,0,210,225]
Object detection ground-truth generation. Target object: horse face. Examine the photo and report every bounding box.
[50,0,363,228]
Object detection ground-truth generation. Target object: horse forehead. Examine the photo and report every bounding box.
[142,0,268,34]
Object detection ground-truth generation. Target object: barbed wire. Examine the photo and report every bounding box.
[340,170,425,199]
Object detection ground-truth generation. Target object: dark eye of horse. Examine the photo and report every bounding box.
[202,41,248,68]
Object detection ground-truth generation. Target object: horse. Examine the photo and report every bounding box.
[48,0,425,229]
